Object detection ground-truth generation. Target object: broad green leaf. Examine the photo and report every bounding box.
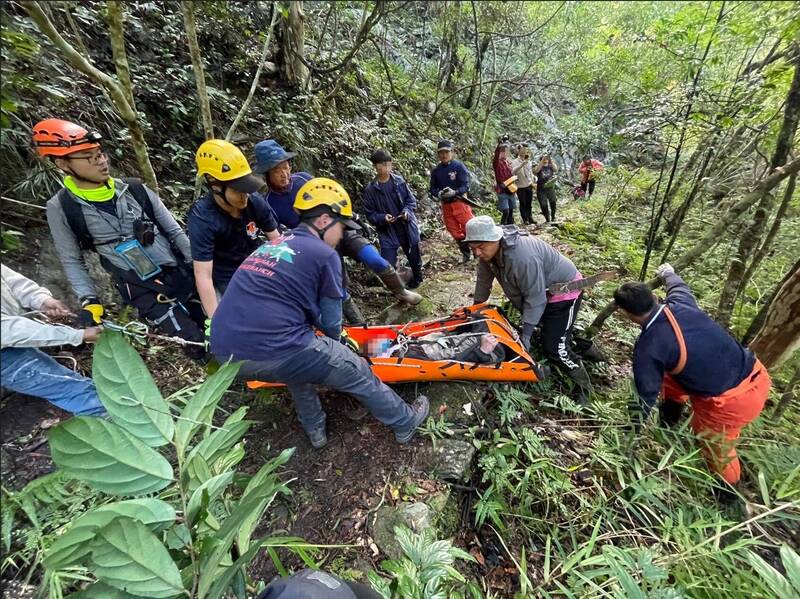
[747,548,796,598]
[186,407,252,468]
[237,448,294,552]
[45,499,176,570]
[196,488,281,598]
[780,545,800,594]
[49,418,173,496]
[67,581,149,598]
[92,331,174,446]
[174,361,240,457]
[186,472,235,526]
[89,518,184,598]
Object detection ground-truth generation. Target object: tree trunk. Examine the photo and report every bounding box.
[225,5,279,141]
[638,2,725,279]
[743,257,799,342]
[463,0,488,110]
[717,56,800,327]
[660,144,715,262]
[735,173,797,299]
[772,365,799,423]
[276,0,309,89]
[181,0,215,140]
[106,1,135,108]
[23,0,160,193]
[439,1,461,92]
[585,158,800,338]
[748,259,800,370]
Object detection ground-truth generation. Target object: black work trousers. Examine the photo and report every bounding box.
[517,185,534,224]
[539,294,584,372]
[537,186,557,222]
[580,179,596,198]
[115,265,205,347]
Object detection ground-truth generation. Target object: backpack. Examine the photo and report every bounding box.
[57,178,164,252]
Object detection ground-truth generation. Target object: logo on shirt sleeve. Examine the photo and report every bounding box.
[246,221,259,239]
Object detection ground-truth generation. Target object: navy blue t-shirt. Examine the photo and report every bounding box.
[633,273,755,412]
[256,172,313,230]
[429,160,469,197]
[187,192,278,289]
[211,226,344,360]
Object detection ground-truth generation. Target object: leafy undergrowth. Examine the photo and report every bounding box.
[2,192,798,598]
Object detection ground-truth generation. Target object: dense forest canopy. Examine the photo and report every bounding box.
[1,1,798,598]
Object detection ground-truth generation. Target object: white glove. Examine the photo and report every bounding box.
[656,263,675,278]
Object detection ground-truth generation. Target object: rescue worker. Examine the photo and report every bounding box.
[211,177,429,449]
[465,215,594,404]
[362,148,423,289]
[429,139,474,263]
[1,264,105,416]
[251,139,421,324]
[34,119,205,354]
[578,155,604,200]
[188,139,279,319]
[613,264,771,494]
[493,141,518,225]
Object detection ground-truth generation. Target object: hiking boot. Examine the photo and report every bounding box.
[566,365,593,406]
[342,296,366,326]
[377,266,423,305]
[658,399,684,428]
[395,395,430,444]
[306,425,328,449]
[406,275,423,290]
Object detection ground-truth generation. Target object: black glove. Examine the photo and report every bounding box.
[75,297,104,328]
[659,400,684,428]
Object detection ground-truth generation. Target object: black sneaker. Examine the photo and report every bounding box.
[407,278,423,290]
[395,395,430,444]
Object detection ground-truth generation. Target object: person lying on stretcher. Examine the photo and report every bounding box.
[366,331,505,364]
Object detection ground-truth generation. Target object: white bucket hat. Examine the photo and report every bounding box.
[464,215,503,243]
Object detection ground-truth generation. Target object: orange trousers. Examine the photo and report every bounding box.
[662,360,770,484]
[441,200,474,241]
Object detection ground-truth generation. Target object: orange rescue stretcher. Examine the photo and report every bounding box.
[247,304,541,389]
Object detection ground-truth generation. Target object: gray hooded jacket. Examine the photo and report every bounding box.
[46,179,191,301]
[473,226,577,327]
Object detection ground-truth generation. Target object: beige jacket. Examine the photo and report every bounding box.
[1,264,84,348]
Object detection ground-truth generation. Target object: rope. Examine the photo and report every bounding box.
[102,319,206,348]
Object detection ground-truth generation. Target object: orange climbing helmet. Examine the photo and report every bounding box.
[32,119,102,157]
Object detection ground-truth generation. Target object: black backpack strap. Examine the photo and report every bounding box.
[122,178,191,269]
[122,177,158,224]
[57,188,95,251]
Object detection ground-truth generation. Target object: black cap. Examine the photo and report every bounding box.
[437,139,454,151]
[370,148,392,164]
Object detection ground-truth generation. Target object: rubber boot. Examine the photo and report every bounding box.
[458,240,472,263]
[572,336,607,363]
[377,266,423,305]
[342,296,366,325]
[566,364,593,406]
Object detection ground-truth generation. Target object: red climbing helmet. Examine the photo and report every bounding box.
[32,118,102,157]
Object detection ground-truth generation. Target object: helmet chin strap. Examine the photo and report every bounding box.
[212,184,233,207]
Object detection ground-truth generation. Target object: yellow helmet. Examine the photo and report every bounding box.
[294,177,359,230]
[196,140,263,192]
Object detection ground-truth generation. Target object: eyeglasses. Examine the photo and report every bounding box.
[66,150,108,165]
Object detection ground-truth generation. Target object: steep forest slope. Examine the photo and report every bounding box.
[1,2,798,598]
